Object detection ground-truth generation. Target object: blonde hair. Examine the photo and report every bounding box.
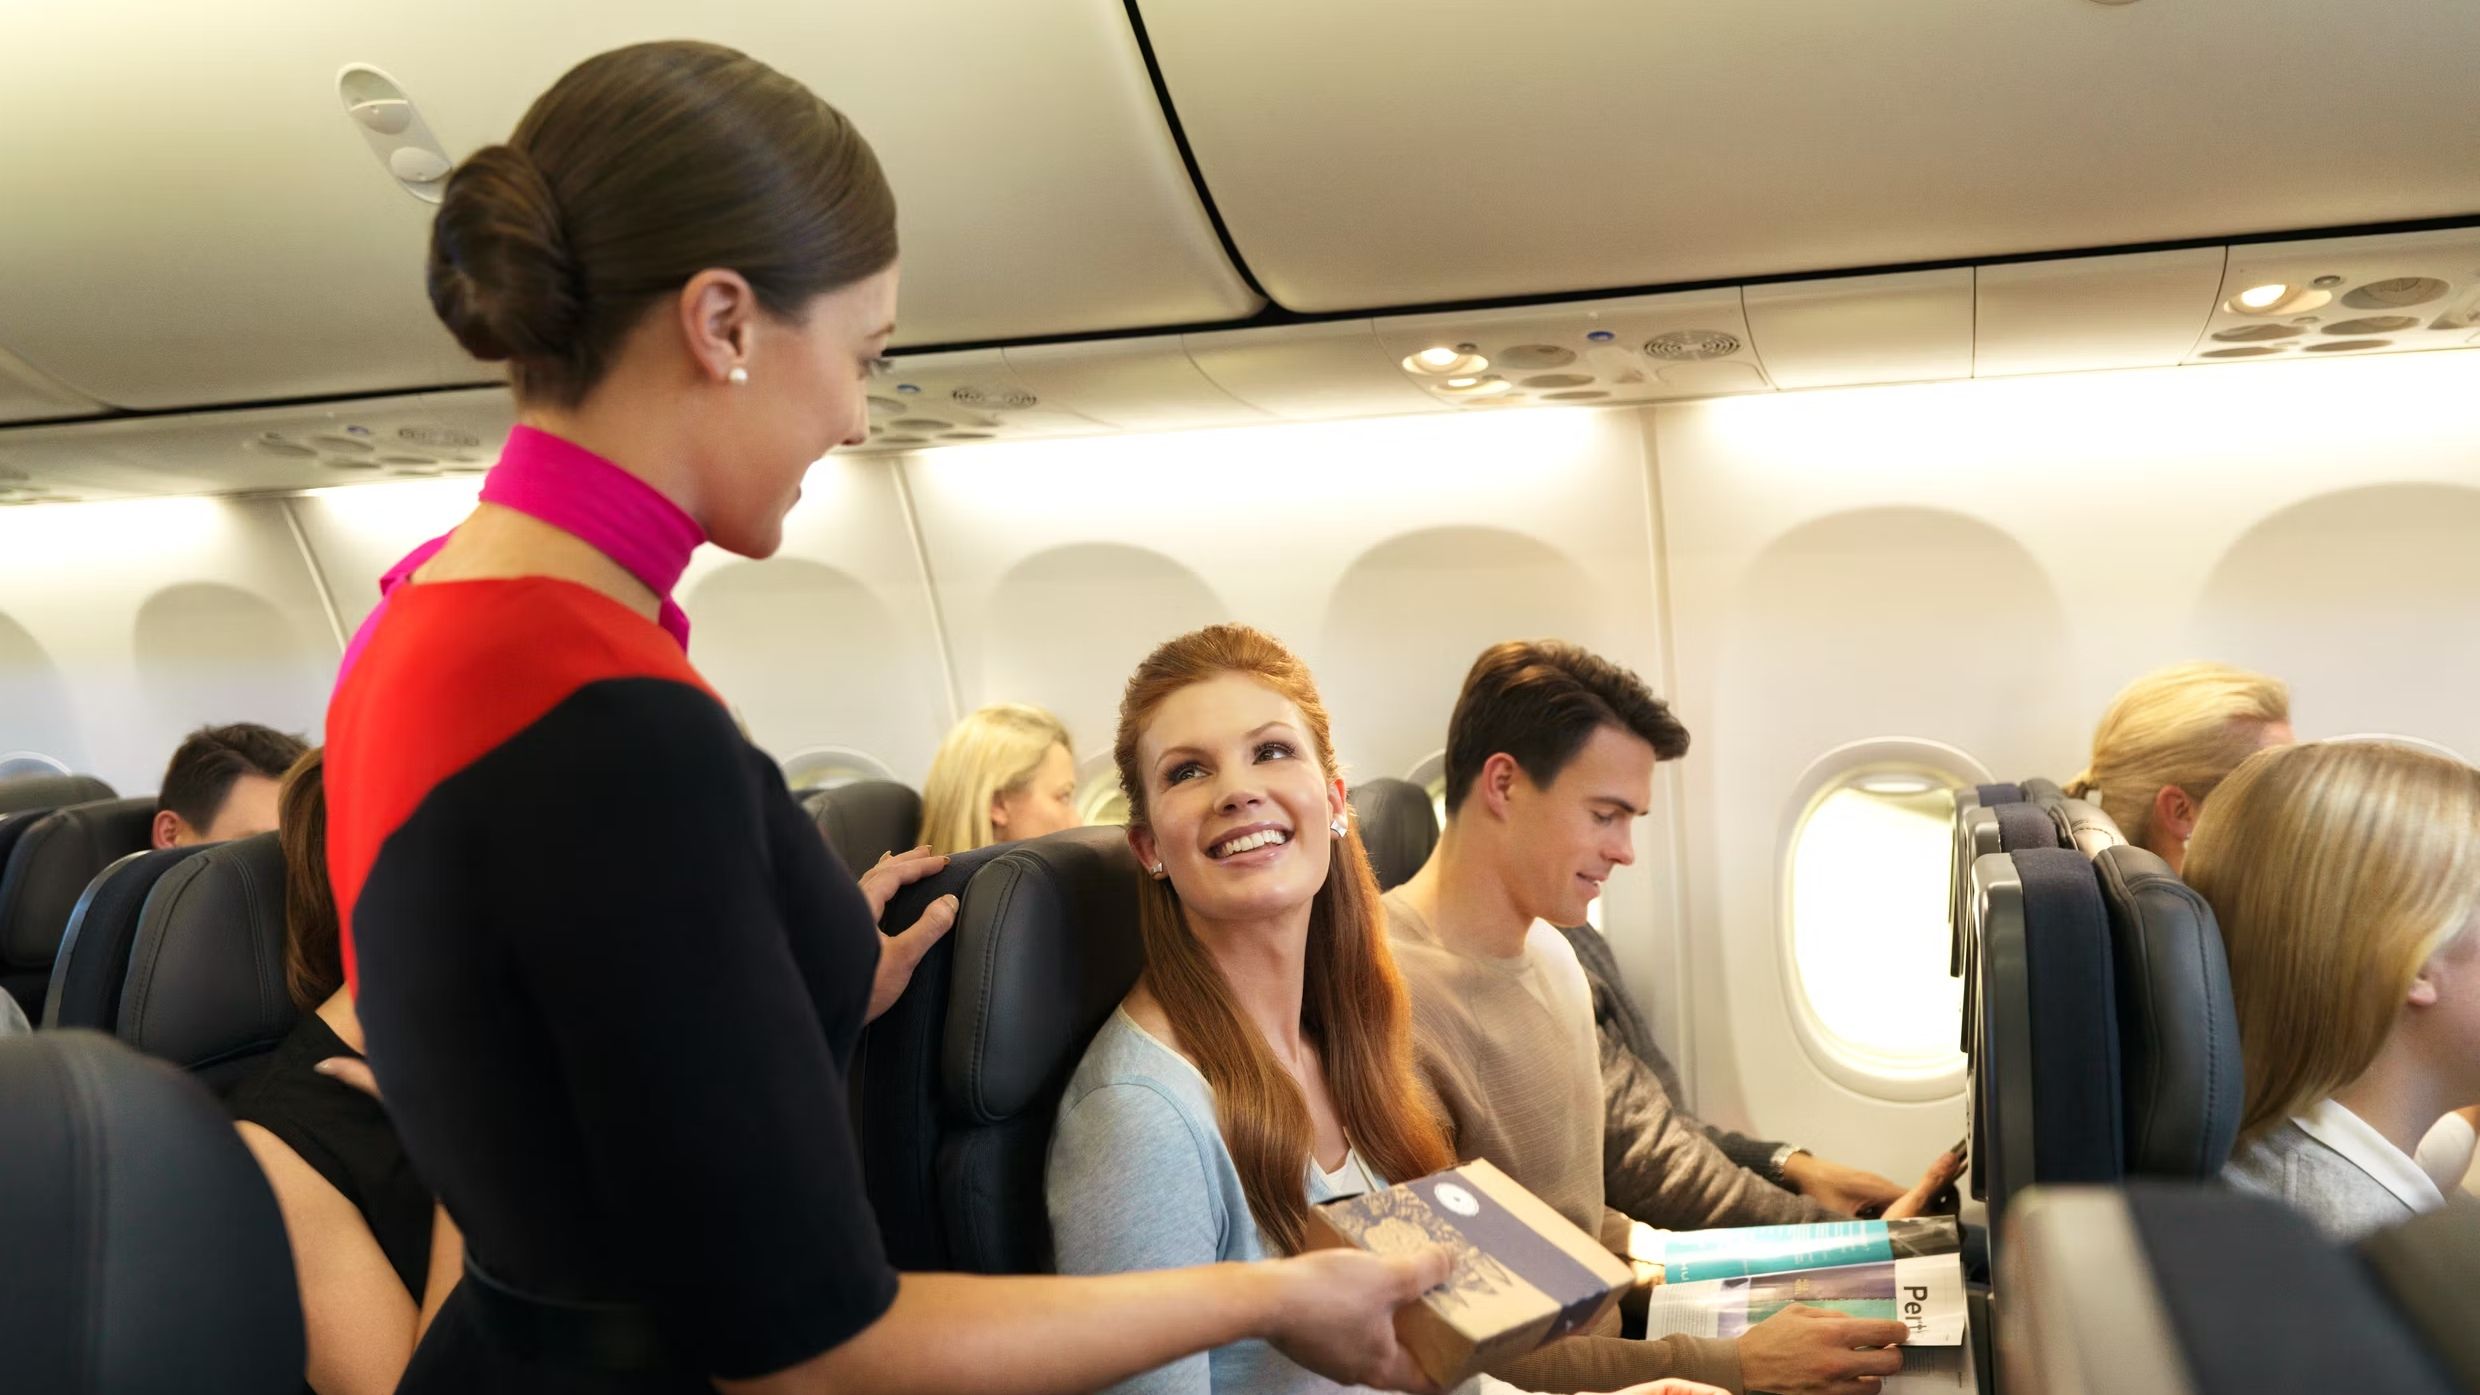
[2063,662,2291,848]
[2184,740,2480,1142]
[917,703,1073,855]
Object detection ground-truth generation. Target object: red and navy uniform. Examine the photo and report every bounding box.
[327,575,895,1391]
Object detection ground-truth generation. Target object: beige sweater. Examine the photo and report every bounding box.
[1383,891,1743,1395]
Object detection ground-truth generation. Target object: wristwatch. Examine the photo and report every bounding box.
[1767,1143,1808,1187]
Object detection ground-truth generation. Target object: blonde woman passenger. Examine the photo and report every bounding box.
[919,703,1081,854]
[2063,661,2292,874]
[2185,740,2480,1240]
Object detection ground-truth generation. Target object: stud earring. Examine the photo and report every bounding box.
[1148,862,1165,878]
[1329,815,1348,839]
[726,365,749,386]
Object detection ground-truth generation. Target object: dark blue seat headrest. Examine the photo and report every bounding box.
[44,845,216,1031]
[810,780,924,874]
[0,773,115,816]
[1349,778,1438,892]
[118,832,296,1094]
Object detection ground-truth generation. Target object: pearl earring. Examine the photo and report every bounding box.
[726,365,749,385]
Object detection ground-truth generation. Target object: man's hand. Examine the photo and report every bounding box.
[1778,1152,1906,1216]
[1736,1304,1908,1395]
[1879,1150,1965,1221]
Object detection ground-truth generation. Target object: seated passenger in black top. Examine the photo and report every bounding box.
[230,748,465,1395]
[150,720,307,849]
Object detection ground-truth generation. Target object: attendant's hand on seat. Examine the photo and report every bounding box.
[860,846,959,1024]
[1779,1152,1907,1217]
[1263,1245,1455,1393]
[1877,1150,1965,1221]
[1736,1304,1908,1395]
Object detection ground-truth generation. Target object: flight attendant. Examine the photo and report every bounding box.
[324,40,1446,1395]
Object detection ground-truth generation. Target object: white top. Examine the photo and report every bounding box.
[2414,1109,2478,1195]
[2293,1098,2447,1215]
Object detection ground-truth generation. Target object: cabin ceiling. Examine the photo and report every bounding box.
[2,1,2478,492]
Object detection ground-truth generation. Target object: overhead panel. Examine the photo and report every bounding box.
[851,351,1111,455]
[1183,321,1450,422]
[2185,227,2480,367]
[1976,248,2228,379]
[1135,0,2480,311]
[0,346,105,426]
[0,389,513,503]
[1003,338,1273,432]
[0,1,1256,410]
[1374,289,1772,411]
[1743,270,1973,391]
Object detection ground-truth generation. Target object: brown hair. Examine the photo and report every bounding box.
[158,722,308,832]
[275,748,341,1015]
[1444,640,1688,814]
[2183,740,2480,1141]
[1113,625,1453,1253]
[427,40,899,408]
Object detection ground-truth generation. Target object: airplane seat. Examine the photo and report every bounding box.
[936,827,1144,1273]
[2359,1200,2480,1391]
[0,797,158,1021]
[42,845,215,1030]
[2090,844,2242,1179]
[1349,777,1438,892]
[115,832,295,1094]
[0,1029,304,1393]
[2000,1183,2459,1395]
[851,834,1024,1270]
[1968,846,2122,1229]
[809,779,924,875]
[0,773,115,816]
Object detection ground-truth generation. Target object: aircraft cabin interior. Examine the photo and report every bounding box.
[1,5,2476,1395]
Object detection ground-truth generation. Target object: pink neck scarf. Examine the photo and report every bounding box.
[336,425,706,683]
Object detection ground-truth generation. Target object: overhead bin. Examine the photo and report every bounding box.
[0,348,105,428]
[1003,338,1274,433]
[0,1,1256,411]
[2185,227,2480,366]
[1135,0,2480,312]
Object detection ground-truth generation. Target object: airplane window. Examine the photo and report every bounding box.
[1403,750,1449,832]
[780,745,897,792]
[1784,755,1971,1094]
[1075,753,1129,827]
[0,752,71,779]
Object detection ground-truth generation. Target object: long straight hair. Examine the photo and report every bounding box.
[1113,625,1453,1253]
[2184,740,2480,1141]
[917,703,1072,854]
[275,748,343,1016]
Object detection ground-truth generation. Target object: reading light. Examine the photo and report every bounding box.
[1447,377,1478,388]
[2236,284,2288,310]
[2223,283,2331,317]
[1400,345,1491,377]
[1434,375,1513,399]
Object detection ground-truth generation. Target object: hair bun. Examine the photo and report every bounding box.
[425,144,583,363]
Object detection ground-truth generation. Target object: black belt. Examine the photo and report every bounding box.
[459,1252,674,1374]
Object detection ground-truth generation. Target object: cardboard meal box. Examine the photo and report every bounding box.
[1303,1158,1633,1388]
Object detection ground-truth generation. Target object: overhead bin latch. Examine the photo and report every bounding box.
[336,65,456,205]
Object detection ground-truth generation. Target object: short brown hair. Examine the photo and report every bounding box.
[1443,640,1688,812]
[158,723,307,832]
[275,749,341,1016]
[427,40,898,408]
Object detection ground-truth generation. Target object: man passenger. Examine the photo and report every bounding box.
[151,722,308,848]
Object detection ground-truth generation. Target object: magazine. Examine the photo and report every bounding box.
[1638,1217,1968,1349]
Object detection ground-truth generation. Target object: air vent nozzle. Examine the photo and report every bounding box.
[951,385,1037,411]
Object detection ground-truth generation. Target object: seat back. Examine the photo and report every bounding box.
[43,845,215,1030]
[0,773,114,815]
[1968,846,2122,1226]
[2090,845,2243,1179]
[937,828,1145,1273]
[2001,1184,2457,1395]
[117,833,296,1093]
[810,779,925,874]
[0,797,158,1017]
[0,1030,303,1393]
[2360,1200,2480,1392]
[1350,778,1437,892]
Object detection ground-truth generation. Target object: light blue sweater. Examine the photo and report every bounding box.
[1046,1007,1522,1395]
